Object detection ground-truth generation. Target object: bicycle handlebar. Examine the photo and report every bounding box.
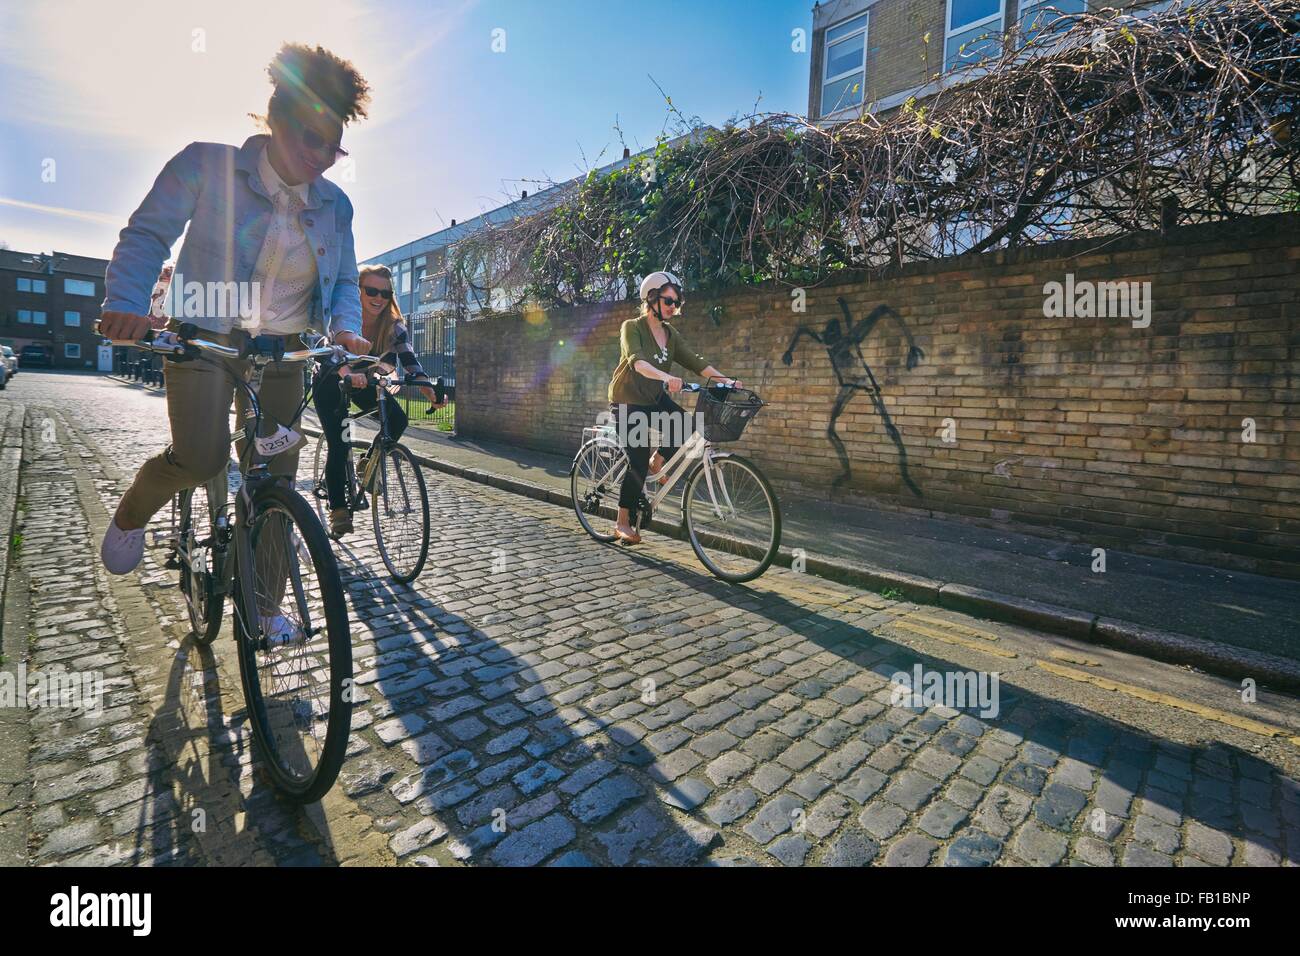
[134,328,377,367]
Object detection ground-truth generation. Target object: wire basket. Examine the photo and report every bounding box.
[695,384,764,443]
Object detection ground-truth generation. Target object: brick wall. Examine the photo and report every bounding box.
[457,214,1300,578]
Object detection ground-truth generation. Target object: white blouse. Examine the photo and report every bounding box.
[247,146,318,333]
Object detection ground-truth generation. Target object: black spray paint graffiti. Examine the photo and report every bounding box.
[782,298,925,495]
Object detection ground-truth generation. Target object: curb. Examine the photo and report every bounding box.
[313,423,1300,693]
[0,402,25,641]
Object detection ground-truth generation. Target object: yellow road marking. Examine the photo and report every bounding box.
[905,612,1002,643]
[890,619,1018,659]
[1049,649,1103,667]
[1037,660,1298,741]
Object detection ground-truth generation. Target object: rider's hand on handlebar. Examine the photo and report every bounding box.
[665,375,683,394]
[334,330,371,355]
[99,311,155,343]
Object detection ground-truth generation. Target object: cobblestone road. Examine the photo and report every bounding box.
[4,371,1300,867]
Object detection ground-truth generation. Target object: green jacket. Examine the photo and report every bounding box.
[608,315,709,405]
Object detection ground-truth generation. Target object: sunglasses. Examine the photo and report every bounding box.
[292,117,348,160]
[362,285,393,299]
[658,296,681,307]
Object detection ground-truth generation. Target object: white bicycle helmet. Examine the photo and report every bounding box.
[639,270,682,302]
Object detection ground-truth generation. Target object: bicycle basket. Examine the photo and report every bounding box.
[695,385,764,443]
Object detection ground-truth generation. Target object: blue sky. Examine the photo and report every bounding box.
[0,0,817,263]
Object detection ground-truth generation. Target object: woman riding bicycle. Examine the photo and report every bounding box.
[314,263,444,539]
[99,44,372,586]
[607,271,741,544]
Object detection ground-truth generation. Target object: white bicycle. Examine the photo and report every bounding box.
[570,381,781,583]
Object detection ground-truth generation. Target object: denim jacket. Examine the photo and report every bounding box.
[101,134,361,337]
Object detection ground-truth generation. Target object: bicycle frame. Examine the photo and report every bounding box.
[334,367,404,504]
[585,428,740,525]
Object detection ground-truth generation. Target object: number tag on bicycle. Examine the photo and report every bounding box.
[255,424,306,458]
[342,419,355,443]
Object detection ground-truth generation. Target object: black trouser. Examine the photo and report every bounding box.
[314,370,409,510]
[611,392,690,511]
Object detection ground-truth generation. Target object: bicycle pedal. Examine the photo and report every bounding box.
[147,530,177,551]
[355,493,370,511]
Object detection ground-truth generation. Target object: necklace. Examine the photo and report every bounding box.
[647,318,669,364]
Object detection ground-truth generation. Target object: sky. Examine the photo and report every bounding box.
[0,0,817,264]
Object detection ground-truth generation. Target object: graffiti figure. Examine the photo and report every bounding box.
[782,297,924,495]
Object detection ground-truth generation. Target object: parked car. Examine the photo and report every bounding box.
[0,346,16,383]
[19,344,52,369]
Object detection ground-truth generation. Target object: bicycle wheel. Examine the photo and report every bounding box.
[175,482,224,646]
[571,439,626,543]
[371,443,429,584]
[683,453,781,583]
[232,485,351,803]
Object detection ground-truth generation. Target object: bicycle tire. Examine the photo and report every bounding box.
[175,485,224,646]
[682,453,781,583]
[571,439,625,543]
[372,443,430,584]
[232,484,352,803]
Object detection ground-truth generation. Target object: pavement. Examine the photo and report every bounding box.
[3,369,1297,868]
[311,413,1300,689]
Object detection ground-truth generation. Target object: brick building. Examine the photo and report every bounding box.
[0,249,109,370]
[808,0,1170,122]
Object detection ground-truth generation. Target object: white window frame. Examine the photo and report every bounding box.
[945,0,1006,71]
[63,278,96,296]
[64,310,81,327]
[821,12,869,117]
[65,343,81,359]
[1017,0,1086,48]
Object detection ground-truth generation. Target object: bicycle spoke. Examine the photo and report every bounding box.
[686,457,778,581]
[373,448,429,582]
[247,505,331,785]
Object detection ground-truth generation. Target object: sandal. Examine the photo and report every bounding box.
[614,527,642,545]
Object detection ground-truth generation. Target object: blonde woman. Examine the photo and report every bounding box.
[314,263,443,538]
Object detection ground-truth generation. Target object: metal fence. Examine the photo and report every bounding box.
[407,309,456,432]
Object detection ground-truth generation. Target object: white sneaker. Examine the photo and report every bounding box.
[100,518,146,574]
[259,613,305,648]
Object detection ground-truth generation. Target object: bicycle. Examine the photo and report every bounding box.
[309,366,432,584]
[570,380,782,583]
[139,324,359,803]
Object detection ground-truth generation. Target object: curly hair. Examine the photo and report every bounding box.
[263,42,370,128]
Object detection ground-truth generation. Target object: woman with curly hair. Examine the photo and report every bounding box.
[97,43,372,636]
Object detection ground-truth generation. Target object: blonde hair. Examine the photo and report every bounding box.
[358,263,402,355]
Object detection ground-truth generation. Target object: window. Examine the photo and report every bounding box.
[17,277,47,293]
[1018,0,1085,48]
[946,0,1005,71]
[64,278,96,296]
[413,256,427,310]
[821,12,868,117]
[65,343,81,359]
[64,311,81,327]
[399,260,411,295]
[18,310,47,325]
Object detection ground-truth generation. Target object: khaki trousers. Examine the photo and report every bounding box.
[118,329,307,529]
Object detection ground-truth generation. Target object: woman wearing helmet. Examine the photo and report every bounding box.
[606,271,741,544]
